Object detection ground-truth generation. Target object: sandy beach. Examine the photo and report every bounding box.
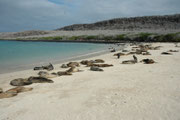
[0,43,180,120]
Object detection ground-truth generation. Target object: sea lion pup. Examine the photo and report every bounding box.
[28,76,54,83]
[0,87,33,99]
[141,59,155,64]
[10,78,33,86]
[67,62,80,67]
[90,66,103,71]
[168,50,179,52]
[122,55,138,64]
[38,71,57,78]
[161,52,172,55]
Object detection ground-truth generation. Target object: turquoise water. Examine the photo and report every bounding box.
[0,41,111,73]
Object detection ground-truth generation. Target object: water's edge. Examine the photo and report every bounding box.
[0,45,124,74]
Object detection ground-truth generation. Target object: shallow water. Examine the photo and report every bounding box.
[0,41,114,73]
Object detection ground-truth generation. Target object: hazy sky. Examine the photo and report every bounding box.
[0,0,180,32]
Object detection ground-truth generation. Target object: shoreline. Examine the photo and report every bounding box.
[0,45,124,74]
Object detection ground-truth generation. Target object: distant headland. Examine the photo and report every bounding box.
[0,14,180,43]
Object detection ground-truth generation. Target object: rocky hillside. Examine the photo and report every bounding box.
[57,14,180,31]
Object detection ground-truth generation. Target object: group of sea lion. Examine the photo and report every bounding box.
[1,43,179,99]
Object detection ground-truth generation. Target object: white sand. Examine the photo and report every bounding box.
[0,43,180,120]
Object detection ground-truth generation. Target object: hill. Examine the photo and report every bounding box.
[57,14,180,31]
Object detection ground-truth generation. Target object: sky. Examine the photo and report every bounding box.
[0,0,180,32]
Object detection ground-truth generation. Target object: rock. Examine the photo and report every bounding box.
[67,62,80,67]
[0,88,3,93]
[28,77,54,83]
[10,78,32,86]
[161,52,172,55]
[90,66,103,71]
[141,59,155,64]
[61,64,69,68]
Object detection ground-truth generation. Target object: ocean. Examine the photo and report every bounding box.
[0,41,115,73]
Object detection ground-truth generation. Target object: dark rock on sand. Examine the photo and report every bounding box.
[10,78,33,86]
[90,66,104,71]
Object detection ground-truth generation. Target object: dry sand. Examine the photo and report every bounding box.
[0,43,180,120]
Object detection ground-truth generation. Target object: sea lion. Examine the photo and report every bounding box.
[0,87,33,99]
[94,59,105,63]
[66,66,83,73]
[38,71,57,78]
[0,91,17,99]
[86,63,113,67]
[61,64,69,68]
[141,59,155,64]
[57,71,72,76]
[28,77,54,83]
[122,55,138,64]
[168,50,179,52]
[90,66,103,71]
[67,62,80,67]
[142,51,151,55]
[34,63,54,71]
[161,52,172,55]
[0,88,3,93]
[6,86,33,93]
[10,78,33,86]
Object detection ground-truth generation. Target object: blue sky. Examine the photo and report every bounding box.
[0,0,179,32]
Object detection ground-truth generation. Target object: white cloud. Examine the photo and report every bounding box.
[0,0,179,32]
